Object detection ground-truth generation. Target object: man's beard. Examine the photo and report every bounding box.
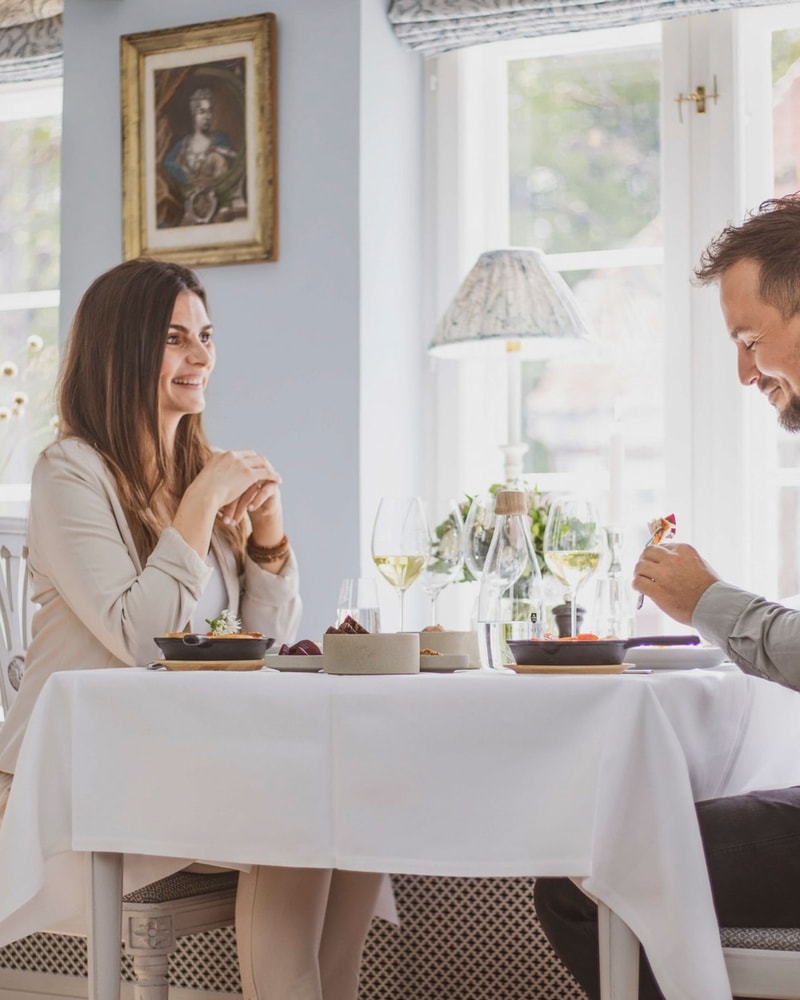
[758,377,800,431]
[778,394,800,431]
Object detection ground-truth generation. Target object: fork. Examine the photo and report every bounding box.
[636,526,667,610]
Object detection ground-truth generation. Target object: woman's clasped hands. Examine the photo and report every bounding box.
[191,449,283,527]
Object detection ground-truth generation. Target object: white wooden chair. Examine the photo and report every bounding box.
[0,539,238,999]
[0,542,33,716]
[722,926,800,999]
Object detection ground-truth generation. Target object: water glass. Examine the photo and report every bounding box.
[336,577,382,634]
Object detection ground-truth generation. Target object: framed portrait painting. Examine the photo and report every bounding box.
[121,14,277,266]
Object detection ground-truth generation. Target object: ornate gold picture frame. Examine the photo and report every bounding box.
[121,14,277,266]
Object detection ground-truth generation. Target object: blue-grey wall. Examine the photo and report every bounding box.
[61,0,425,638]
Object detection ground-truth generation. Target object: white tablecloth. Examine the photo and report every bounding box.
[1,664,800,1000]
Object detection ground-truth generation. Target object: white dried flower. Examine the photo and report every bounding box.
[12,392,27,407]
[205,609,242,635]
[0,407,12,421]
[26,335,44,353]
[1,362,17,378]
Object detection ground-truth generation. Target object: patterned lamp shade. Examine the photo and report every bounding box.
[429,248,591,359]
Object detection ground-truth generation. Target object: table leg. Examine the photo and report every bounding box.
[87,851,122,1000]
[598,901,639,1000]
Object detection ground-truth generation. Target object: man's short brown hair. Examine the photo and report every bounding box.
[695,194,800,318]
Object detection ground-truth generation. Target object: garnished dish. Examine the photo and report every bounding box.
[417,624,480,670]
[264,637,324,670]
[507,633,701,668]
[155,609,274,663]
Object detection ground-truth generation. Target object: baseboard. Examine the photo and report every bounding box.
[0,968,242,1000]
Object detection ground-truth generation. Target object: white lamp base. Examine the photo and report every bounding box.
[501,443,528,486]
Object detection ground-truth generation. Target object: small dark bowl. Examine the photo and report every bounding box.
[154,634,274,661]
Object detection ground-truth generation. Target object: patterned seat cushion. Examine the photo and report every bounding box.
[122,870,238,904]
[721,927,800,951]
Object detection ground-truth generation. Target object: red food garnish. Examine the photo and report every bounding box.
[278,639,322,656]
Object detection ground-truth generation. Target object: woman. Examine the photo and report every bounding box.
[0,258,382,1000]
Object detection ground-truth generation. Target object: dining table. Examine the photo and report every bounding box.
[0,659,799,1000]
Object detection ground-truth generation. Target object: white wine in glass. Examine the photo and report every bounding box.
[543,498,603,637]
[371,496,430,631]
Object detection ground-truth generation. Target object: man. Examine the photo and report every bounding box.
[534,195,800,1000]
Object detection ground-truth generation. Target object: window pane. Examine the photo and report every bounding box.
[0,80,61,492]
[779,486,800,598]
[771,28,800,594]
[0,308,58,483]
[523,264,664,521]
[509,33,663,558]
[0,85,61,294]
[508,43,661,253]
[772,27,800,198]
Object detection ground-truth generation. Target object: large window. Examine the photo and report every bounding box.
[507,29,663,525]
[0,78,61,509]
[427,4,800,628]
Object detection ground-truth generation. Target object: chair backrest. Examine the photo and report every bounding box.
[0,540,33,716]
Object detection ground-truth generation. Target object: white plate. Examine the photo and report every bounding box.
[623,645,726,669]
[263,653,323,672]
[419,653,471,673]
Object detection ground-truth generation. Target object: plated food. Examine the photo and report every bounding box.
[419,651,470,672]
[154,632,274,661]
[507,634,701,667]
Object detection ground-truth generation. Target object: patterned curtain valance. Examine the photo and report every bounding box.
[388,0,791,55]
[0,0,63,83]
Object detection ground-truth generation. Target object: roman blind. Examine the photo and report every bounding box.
[0,0,62,82]
[388,0,790,54]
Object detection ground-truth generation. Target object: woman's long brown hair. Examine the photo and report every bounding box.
[58,257,245,567]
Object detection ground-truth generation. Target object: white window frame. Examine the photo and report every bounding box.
[425,6,800,608]
[0,77,62,508]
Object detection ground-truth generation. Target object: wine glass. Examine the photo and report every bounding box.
[463,492,496,580]
[543,498,603,638]
[371,496,431,631]
[420,500,464,626]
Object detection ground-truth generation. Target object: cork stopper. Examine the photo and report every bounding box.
[494,490,526,515]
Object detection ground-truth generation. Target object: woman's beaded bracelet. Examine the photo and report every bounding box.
[247,533,290,563]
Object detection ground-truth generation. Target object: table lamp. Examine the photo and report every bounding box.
[429,248,591,483]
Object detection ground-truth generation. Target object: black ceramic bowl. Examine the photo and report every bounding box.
[154,633,275,661]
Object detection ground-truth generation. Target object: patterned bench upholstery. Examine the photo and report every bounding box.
[0,875,587,998]
[721,927,800,951]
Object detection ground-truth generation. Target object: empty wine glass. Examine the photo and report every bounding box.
[543,497,603,638]
[463,492,496,581]
[420,500,464,626]
[371,496,430,631]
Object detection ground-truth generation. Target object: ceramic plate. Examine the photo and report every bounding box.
[419,653,471,673]
[263,653,324,672]
[156,659,265,672]
[623,645,726,669]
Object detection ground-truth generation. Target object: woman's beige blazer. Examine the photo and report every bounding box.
[0,438,301,773]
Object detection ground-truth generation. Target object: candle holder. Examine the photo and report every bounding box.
[593,527,635,638]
